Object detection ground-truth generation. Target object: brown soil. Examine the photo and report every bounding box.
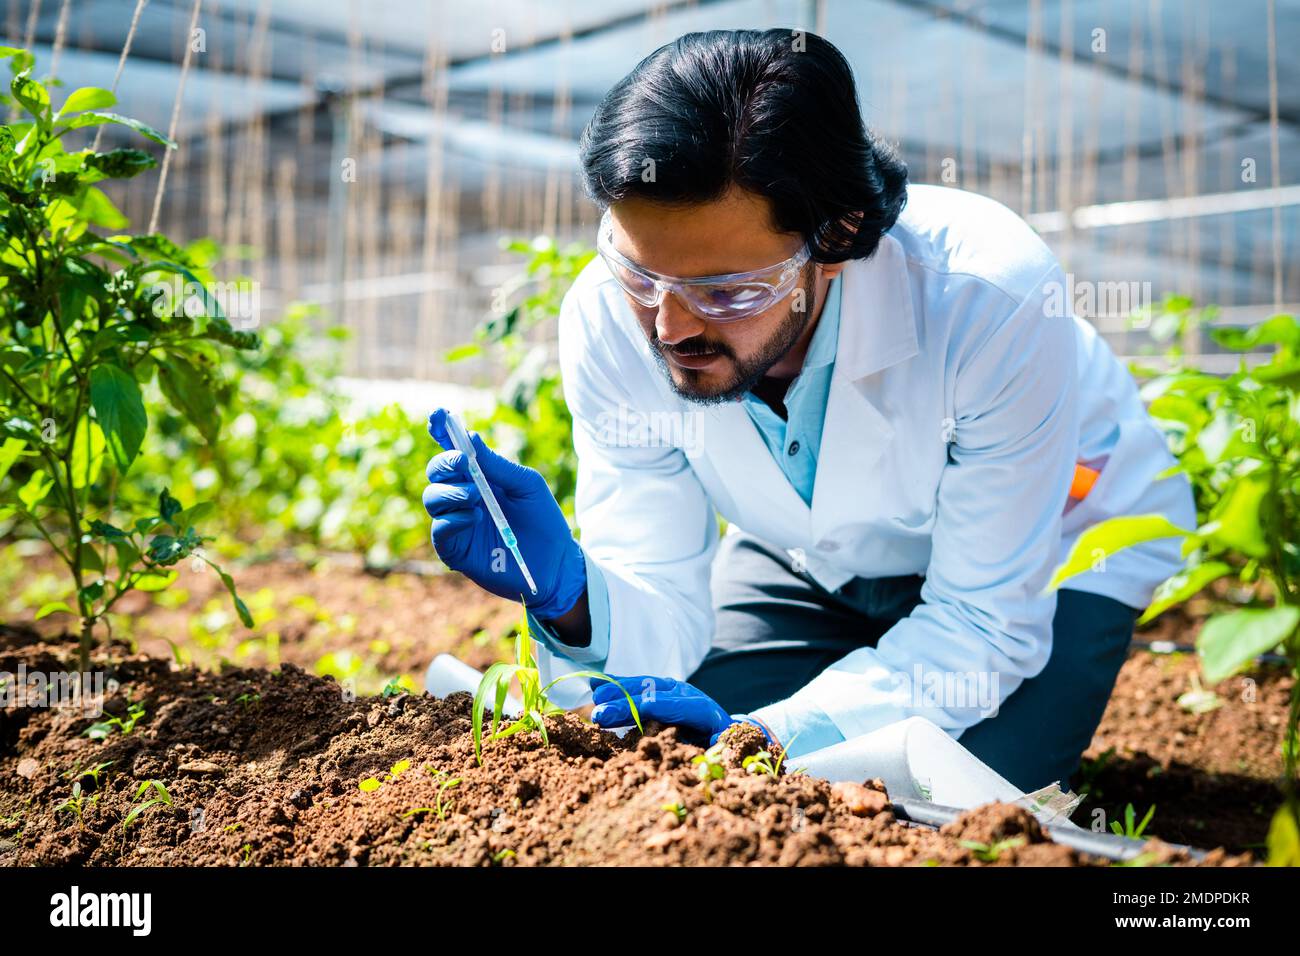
[0,630,1251,867]
[1073,643,1292,854]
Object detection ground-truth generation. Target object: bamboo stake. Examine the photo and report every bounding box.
[148,0,203,234]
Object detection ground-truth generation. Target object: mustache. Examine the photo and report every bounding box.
[653,334,734,360]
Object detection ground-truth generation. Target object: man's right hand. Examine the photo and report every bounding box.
[423,409,586,622]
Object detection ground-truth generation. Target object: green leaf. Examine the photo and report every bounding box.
[64,111,176,148]
[18,469,53,510]
[56,87,116,118]
[0,437,25,484]
[1198,605,1300,684]
[215,567,253,628]
[11,70,50,121]
[159,489,183,526]
[68,419,106,490]
[34,601,74,621]
[1138,562,1233,624]
[83,148,156,180]
[359,778,382,793]
[157,355,219,442]
[88,518,128,539]
[133,570,177,592]
[1267,804,1300,867]
[1047,515,1190,591]
[1203,470,1271,559]
[89,364,147,471]
[75,186,129,230]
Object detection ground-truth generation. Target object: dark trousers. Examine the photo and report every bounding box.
[687,533,1138,792]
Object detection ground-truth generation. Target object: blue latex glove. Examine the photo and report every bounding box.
[589,675,769,746]
[423,408,585,621]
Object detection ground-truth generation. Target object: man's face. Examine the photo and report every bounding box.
[606,188,821,404]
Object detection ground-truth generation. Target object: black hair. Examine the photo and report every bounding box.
[578,28,908,263]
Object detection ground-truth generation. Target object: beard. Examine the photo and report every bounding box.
[647,264,817,406]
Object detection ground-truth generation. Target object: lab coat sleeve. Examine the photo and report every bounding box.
[752,267,1080,757]
[534,274,720,697]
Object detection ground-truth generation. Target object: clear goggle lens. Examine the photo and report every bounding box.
[597,213,808,323]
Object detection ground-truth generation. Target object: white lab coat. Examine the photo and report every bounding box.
[539,184,1195,742]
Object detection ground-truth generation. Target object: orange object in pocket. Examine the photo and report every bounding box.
[1069,463,1099,500]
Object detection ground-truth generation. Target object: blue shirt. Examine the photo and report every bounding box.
[529,277,845,745]
[739,275,842,506]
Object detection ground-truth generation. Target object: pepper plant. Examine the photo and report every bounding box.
[1049,302,1300,863]
[0,48,255,668]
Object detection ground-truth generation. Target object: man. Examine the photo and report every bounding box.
[423,29,1193,791]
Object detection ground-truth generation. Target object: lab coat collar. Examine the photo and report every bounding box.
[835,233,920,381]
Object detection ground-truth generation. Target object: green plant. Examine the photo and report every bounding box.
[958,836,1027,862]
[1050,301,1300,860]
[54,780,96,825]
[471,611,641,764]
[62,759,113,787]
[1110,803,1156,840]
[83,699,144,739]
[692,742,726,802]
[0,47,256,667]
[122,779,171,830]
[404,768,461,821]
[359,759,411,793]
[740,733,797,778]
[662,801,687,823]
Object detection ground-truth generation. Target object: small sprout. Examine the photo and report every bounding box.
[55,781,98,826]
[122,780,172,831]
[62,760,113,788]
[233,691,262,711]
[741,734,796,779]
[240,843,253,866]
[471,610,642,765]
[359,759,413,794]
[1110,803,1157,840]
[492,848,516,864]
[223,823,243,833]
[381,677,405,698]
[662,801,687,823]
[1177,674,1222,715]
[692,743,726,802]
[84,700,146,740]
[959,836,1027,862]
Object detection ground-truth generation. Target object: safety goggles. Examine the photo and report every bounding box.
[595,209,811,323]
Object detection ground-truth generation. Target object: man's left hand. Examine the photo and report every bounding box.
[589,675,766,745]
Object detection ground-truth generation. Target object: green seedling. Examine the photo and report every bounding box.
[1110,803,1157,840]
[122,780,172,831]
[62,760,113,788]
[381,677,405,698]
[359,759,412,793]
[692,742,726,802]
[84,700,146,740]
[741,733,798,779]
[54,781,97,826]
[959,836,1027,862]
[403,770,462,821]
[239,843,253,866]
[492,848,516,864]
[662,801,687,823]
[233,691,262,711]
[471,611,642,764]
[1177,673,1223,715]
